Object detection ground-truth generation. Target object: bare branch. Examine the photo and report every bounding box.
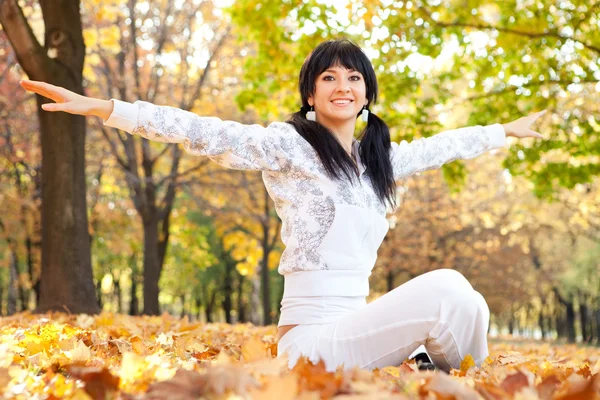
[182,25,232,111]
[155,158,210,188]
[97,124,129,169]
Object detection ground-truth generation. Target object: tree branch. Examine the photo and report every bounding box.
[0,0,54,81]
[417,6,600,55]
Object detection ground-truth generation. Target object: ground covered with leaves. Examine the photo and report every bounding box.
[0,312,598,399]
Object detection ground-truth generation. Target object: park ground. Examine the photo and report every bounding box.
[0,312,598,399]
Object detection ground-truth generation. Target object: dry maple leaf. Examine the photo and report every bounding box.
[536,374,562,400]
[554,373,599,400]
[424,373,480,400]
[496,352,528,366]
[293,357,343,398]
[248,374,298,400]
[499,370,530,396]
[144,364,259,399]
[241,336,267,362]
[66,364,120,400]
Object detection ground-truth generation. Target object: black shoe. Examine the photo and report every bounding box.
[413,352,436,371]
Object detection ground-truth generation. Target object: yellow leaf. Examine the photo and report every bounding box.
[460,354,475,373]
[381,365,400,377]
[120,352,146,385]
[68,340,92,363]
[241,337,266,362]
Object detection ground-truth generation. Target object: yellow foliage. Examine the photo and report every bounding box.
[98,26,122,54]
[0,312,598,398]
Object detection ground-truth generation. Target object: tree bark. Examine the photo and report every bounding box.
[129,256,139,316]
[565,301,576,343]
[222,259,235,324]
[594,307,600,347]
[579,293,590,343]
[0,0,99,314]
[180,294,186,318]
[260,226,272,325]
[8,248,18,315]
[386,270,395,292]
[114,274,121,313]
[249,274,261,325]
[237,274,246,323]
[96,279,103,310]
[142,219,161,315]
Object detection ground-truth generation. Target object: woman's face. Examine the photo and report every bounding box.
[308,65,368,125]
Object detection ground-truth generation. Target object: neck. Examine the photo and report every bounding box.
[317,116,356,154]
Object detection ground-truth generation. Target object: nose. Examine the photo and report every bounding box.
[336,80,351,93]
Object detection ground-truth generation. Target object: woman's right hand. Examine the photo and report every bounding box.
[19,79,114,121]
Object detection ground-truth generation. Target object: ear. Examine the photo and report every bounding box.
[308,97,314,107]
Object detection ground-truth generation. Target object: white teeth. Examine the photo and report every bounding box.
[332,100,352,104]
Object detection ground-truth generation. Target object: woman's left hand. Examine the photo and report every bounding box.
[502,110,547,139]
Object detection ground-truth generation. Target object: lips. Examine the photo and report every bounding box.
[331,99,353,106]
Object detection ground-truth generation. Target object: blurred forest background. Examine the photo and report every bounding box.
[0,0,598,346]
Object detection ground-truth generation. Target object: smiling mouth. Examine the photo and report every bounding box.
[331,100,353,105]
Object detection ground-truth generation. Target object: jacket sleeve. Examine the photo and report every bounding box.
[103,99,297,171]
[390,124,506,181]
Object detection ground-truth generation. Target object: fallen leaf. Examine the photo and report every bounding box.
[425,372,480,400]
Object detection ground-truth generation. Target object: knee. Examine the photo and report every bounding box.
[449,289,490,325]
[473,290,490,321]
[426,269,473,292]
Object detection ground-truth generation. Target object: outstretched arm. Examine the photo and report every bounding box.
[20,79,296,172]
[391,111,546,181]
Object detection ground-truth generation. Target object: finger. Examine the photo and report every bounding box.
[527,129,543,138]
[532,109,547,121]
[41,103,66,112]
[20,80,63,101]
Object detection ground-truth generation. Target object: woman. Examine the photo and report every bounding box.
[20,39,545,373]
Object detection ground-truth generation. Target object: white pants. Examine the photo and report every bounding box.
[277,269,490,373]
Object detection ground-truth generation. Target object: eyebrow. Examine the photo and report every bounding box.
[324,68,358,73]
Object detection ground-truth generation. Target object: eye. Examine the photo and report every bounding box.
[323,75,335,81]
[350,76,361,81]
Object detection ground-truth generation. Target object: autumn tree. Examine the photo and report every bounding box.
[82,0,232,315]
[0,0,98,313]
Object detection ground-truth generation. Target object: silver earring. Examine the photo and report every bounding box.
[306,106,316,121]
[361,106,369,122]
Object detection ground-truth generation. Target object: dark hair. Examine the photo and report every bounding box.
[287,39,396,206]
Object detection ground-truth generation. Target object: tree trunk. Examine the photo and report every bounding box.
[565,301,576,343]
[180,294,186,318]
[223,260,234,324]
[237,274,246,323]
[594,308,600,345]
[96,279,103,310]
[26,235,39,309]
[205,290,215,323]
[538,310,546,340]
[142,219,161,315]
[249,274,261,325]
[8,249,18,315]
[260,228,272,325]
[196,297,202,321]
[579,294,590,343]
[386,270,395,293]
[0,0,99,314]
[114,275,122,313]
[129,272,139,316]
